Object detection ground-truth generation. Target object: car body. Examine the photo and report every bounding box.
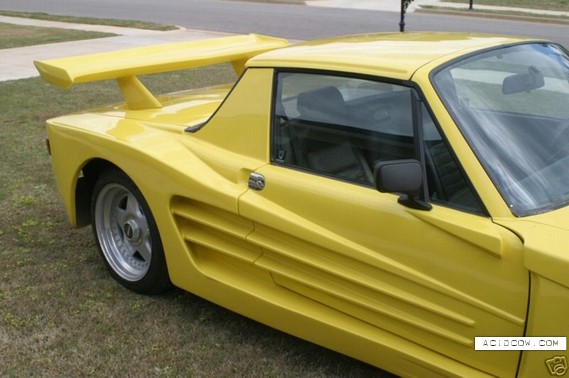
[35,32,569,377]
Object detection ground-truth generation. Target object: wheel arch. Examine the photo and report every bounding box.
[75,159,121,227]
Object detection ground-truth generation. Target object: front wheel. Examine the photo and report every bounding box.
[91,169,171,294]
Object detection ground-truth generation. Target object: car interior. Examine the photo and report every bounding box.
[273,80,482,213]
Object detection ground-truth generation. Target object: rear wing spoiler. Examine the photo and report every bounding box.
[34,34,289,110]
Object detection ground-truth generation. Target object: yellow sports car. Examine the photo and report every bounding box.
[36,32,569,377]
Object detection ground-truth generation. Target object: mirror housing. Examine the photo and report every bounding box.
[374,160,432,211]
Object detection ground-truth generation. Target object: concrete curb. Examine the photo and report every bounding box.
[1,1,568,82]
[430,2,569,19]
[418,7,569,26]
[305,0,569,18]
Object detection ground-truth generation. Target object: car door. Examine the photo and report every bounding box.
[238,71,529,376]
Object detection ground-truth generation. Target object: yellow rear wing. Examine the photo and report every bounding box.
[34,34,289,110]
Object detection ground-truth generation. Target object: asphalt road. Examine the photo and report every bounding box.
[0,0,568,46]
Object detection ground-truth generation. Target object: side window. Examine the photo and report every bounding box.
[422,116,485,214]
[272,72,484,214]
[273,72,415,186]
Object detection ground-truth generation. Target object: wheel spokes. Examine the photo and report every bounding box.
[96,183,152,281]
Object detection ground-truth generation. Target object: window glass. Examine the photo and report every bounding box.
[433,43,569,216]
[273,72,483,213]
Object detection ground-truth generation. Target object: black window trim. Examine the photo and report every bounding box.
[270,68,489,216]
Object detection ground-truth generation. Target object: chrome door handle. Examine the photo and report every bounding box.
[248,173,265,191]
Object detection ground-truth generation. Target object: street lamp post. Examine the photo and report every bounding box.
[399,0,415,32]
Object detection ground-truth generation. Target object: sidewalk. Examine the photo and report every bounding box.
[424,1,569,18]
[307,0,569,18]
[306,0,429,12]
[1,0,568,82]
[0,16,231,81]
[306,0,414,12]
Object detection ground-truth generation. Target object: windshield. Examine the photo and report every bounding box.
[432,43,569,216]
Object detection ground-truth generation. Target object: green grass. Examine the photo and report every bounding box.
[0,10,178,31]
[0,22,115,49]
[0,67,387,376]
[444,0,569,11]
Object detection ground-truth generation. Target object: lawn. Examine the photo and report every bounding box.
[444,0,569,11]
[0,22,115,49]
[0,10,178,31]
[0,63,387,376]
[0,11,179,50]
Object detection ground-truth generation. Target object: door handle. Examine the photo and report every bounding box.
[248,173,265,191]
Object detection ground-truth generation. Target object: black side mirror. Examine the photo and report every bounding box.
[374,159,432,211]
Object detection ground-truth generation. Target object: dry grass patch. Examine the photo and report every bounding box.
[444,0,569,11]
[0,67,390,377]
[0,23,115,49]
[0,11,177,31]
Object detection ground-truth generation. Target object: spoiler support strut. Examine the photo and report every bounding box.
[35,34,289,110]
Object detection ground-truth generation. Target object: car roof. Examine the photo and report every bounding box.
[247,32,538,80]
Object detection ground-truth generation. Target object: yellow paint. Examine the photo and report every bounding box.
[40,32,569,377]
[35,34,288,109]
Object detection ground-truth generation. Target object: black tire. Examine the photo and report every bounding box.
[91,169,171,294]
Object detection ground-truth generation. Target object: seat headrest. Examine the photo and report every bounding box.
[297,86,346,124]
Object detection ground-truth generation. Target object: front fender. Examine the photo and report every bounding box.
[518,274,569,377]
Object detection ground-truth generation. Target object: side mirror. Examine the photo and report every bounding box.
[374,160,432,211]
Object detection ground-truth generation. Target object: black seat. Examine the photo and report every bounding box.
[297,86,348,125]
[281,86,373,184]
[425,140,479,209]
